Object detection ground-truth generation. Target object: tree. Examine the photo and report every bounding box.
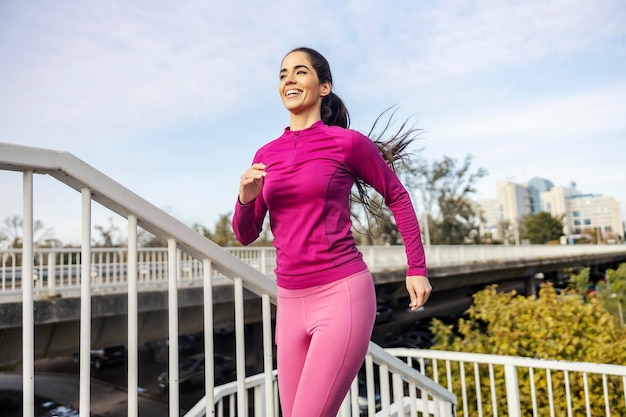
[497,219,516,245]
[406,155,488,245]
[0,215,55,248]
[568,267,591,296]
[352,195,403,246]
[138,230,167,247]
[519,212,563,244]
[93,217,122,247]
[598,263,626,326]
[430,283,626,416]
[195,212,257,247]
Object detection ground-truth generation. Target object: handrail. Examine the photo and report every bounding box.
[388,348,626,417]
[1,140,457,416]
[2,244,625,302]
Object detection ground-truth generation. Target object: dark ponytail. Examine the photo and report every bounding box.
[352,107,423,237]
[321,92,350,128]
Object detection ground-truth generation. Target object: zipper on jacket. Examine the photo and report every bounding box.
[288,131,300,164]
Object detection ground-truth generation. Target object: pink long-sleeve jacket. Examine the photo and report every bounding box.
[233,121,427,289]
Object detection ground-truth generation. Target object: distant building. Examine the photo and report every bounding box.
[477,179,624,243]
[564,194,623,242]
[527,177,554,213]
[496,181,530,222]
[541,186,569,218]
[475,199,503,241]
[476,181,530,243]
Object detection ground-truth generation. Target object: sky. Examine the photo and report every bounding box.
[1,0,625,245]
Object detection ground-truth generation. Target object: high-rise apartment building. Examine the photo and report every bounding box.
[565,194,623,242]
[528,177,554,213]
[476,181,529,243]
[478,178,624,243]
[476,199,503,240]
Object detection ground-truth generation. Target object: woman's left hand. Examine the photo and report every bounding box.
[406,275,432,311]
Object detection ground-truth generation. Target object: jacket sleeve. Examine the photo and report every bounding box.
[345,131,428,277]
[232,151,268,246]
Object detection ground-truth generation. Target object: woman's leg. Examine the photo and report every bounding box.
[275,290,311,416]
[276,270,377,417]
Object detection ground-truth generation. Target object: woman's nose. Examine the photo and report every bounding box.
[284,72,295,83]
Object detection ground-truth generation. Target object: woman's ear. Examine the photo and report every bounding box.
[320,81,331,97]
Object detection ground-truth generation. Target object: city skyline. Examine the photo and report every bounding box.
[1,1,625,245]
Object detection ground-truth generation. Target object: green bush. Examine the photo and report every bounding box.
[430,282,626,416]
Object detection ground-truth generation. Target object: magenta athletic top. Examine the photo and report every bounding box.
[232,120,427,289]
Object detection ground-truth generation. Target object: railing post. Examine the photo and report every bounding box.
[47,251,56,297]
[79,188,92,417]
[504,363,521,417]
[22,171,35,417]
[127,216,138,417]
[364,247,375,269]
[260,248,267,274]
[234,277,247,416]
[203,259,215,417]
[167,239,180,417]
[262,293,275,417]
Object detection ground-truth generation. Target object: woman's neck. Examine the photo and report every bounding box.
[289,111,322,131]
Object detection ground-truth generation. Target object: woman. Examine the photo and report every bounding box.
[233,47,431,417]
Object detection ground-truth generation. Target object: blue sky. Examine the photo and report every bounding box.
[1,0,625,245]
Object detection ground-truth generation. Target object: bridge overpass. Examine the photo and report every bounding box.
[1,244,624,365]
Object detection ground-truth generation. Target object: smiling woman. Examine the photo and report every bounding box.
[231,46,432,417]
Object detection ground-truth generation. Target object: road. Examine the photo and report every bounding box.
[0,341,217,417]
[0,371,171,417]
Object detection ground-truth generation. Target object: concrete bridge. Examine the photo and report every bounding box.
[1,244,624,365]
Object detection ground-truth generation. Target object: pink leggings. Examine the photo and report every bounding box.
[276,269,377,417]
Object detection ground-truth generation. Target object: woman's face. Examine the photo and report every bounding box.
[279,51,330,116]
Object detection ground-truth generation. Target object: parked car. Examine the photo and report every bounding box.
[387,330,434,349]
[41,402,79,417]
[157,353,235,391]
[358,378,381,414]
[375,305,394,324]
[165,334,195,354]
[144,334,197,362]
[73,345,127,369]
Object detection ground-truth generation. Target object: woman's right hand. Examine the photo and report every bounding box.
[239,163,267,205]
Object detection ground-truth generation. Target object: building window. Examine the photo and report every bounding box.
[605,226,612,232]
[574,220,581,226]
[573,210,580,217]
[584,219,591,225]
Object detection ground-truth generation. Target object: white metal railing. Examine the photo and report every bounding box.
[0,247,232,302]
[186,346,459,417]
[388,348,626,417]
[2,243,625,301]
[0,141,456,416]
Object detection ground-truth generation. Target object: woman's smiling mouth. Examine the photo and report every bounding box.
[285,89,302,97]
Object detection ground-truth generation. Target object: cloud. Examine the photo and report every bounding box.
[430,84,626,142]
[2,0,624,147]
[0,1,291,146]
[341,0,626,102]
[1,0,625,240]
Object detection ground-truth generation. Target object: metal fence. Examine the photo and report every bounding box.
[389,348,626,417]
[2,243,625,302]
[1,141,456,416]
